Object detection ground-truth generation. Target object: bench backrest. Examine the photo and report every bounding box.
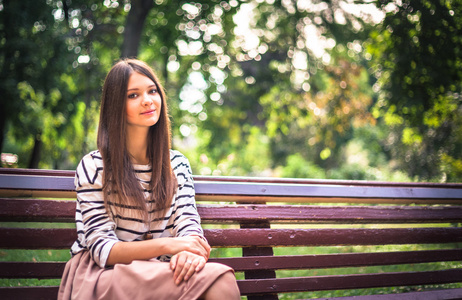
[1,168,462,299]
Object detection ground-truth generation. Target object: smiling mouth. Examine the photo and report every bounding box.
[141,109,155,115]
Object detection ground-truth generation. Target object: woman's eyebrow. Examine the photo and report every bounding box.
[127,84,156,92]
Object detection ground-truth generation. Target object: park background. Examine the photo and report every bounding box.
[1,0,461,183]
[1,1,461,299]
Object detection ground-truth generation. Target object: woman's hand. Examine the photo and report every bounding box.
[170,235,211,260]
[170,251,207,285]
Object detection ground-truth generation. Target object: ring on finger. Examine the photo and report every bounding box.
[186,260,193,264]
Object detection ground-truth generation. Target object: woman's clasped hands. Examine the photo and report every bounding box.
[169,235,211,285]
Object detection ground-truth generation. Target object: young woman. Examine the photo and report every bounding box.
[58,59,240,300]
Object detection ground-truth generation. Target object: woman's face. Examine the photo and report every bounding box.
[125,71,162,129]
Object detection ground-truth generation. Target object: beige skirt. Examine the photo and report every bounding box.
[58,251,234,300]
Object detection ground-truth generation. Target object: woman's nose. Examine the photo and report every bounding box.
[141,93,152,106]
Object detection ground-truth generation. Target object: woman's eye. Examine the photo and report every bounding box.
[128,93,137,99]
[149,88,158,94]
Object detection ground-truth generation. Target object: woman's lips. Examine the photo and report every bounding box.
[141,109,155,115]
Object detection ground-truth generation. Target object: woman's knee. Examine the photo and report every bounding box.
[202,271,240,299]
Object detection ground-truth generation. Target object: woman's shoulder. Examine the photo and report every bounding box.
[170,149,187,162]
[169,150,192,174]
[75,150,104,178]
[78,150,103,167]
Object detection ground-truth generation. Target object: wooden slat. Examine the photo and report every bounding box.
[2,173,462,204]
[210,249,462,271]
[0,174,74,192]
[0,199,75,222]
[0,228,76,249]
[3,199,462,224]
[0,262,65,279]
[205,228,462,247]
[0,189,76,199]
[1,282,461,300]
[194,174,462,189]
[195,181,462,200]
[4,168,462,188]
[237,269,462,295]
[0,286,59,300]
[2,227,461,249]
[0,168,75,176]
[1,278,461,299]
[198,204,462,224]
[2,249,460,279]
[314,288,462,300]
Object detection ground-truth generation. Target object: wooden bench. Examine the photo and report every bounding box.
[1,168,462,300]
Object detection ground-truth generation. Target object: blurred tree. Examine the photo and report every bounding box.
[0,0,127,168]
[0,1,73,167]
[203,0,378,171]
[367,0,462,180]
[60,0,127,159]
[121,0,153,58]
[137,1,241,147]
[2,0,460,183]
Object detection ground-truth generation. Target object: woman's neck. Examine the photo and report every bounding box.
[126,127,150,165]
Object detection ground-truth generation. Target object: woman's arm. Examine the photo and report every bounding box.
[169,152,205,239]
[105,235,210,266]
[74,152,119,268]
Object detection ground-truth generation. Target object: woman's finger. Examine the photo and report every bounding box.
[174,255,194,285]
[183,257,199,281]
[170,253,178,270]
[195,256,206,272]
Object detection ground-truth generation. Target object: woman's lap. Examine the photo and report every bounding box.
[58,251,234,300]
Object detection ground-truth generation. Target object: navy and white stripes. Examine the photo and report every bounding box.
[70,150,204,268]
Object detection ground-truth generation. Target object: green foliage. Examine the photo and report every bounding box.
[366,0,462,181]
[281,153,326,179]
[178,125,271,176]
[1,0,461,182]
[370,0,462,126]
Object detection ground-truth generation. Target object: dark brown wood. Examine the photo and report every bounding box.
[3,227,461,249]
[205,227,462,247]
[4,199,462,224]
[0,262,65,279]
[314,288,462,300]
[0,228,76,249]
[237,269,462,295]
[198,204,462,224]
[240,221,279,300]
[0,199,75,222]
[209,249,462,271]
[2,249,461,279]
[0,286,59,300]
[3,277,461,300]
[1,169,462,299]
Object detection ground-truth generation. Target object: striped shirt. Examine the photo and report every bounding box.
[70,149,204,268]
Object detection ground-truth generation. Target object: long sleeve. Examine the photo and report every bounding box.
[168,151,204,238]
[71,151,119,268]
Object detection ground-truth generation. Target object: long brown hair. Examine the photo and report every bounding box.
[97,59,177,221]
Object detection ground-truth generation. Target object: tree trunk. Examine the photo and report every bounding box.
[121,0,154,58]
[28,133,42,169]
[0,104,6,154]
